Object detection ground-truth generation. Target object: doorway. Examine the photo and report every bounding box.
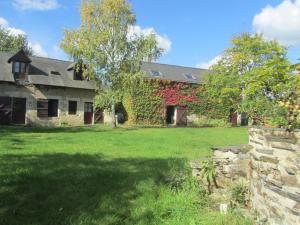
[176,106,187,126]
[94,108,104,124]
[12,98,26,124]
[84,102,93,125]
[166,106,175,125]
[0,97,26,125]
[0,96,12,125]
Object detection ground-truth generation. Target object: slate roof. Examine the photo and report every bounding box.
[0,51,207,88]
[0,52,96,90]
[140,61,208,84]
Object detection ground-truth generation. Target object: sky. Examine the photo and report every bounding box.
[0,0,300,68]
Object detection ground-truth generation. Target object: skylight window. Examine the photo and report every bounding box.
[50,71,61,75]
[151,70,162,77]
[184,74,196,80]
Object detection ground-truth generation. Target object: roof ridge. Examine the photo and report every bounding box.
[0,51,73,64]
[142,61,207,70]
[31,55,73,63]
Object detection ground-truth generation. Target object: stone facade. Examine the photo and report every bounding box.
[0,82,95,126]
[249,127,300,225]
[212,145,252,187]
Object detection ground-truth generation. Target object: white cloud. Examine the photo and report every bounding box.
[196,55,222,69]
[29,42,48,57]
[128,25,172,54]
[253,0,300,46]
[0,17,26,36]
[13,0,60,11]
[0,18,9,27]
[0,17,48,57]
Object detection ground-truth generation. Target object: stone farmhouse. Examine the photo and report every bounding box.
[0,50,96,126]
[0,49,231,127]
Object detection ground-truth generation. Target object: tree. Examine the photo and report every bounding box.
[0,26,32,55]
[61,0,163,127]
[204,33,296,127]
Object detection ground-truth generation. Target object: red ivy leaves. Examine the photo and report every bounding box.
[156,82,197,106]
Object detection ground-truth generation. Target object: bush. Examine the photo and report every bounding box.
[191,116,231,128]
[230,182,249,207]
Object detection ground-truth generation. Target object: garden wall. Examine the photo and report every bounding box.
[248,127,300,225]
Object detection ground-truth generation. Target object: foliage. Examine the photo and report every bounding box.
[61,0,163,127]
[191,116,231,128]
[156,82,197,106]
[122,77,199,125]
[0,126,250,225]
[230,182,249,207]
[123,77,164,125]
[187,85,233,120]
[199,160,218,193]
[0,26,32,55]
[199,33,298,128]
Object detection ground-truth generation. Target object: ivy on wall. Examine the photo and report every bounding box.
[123,78,199,125]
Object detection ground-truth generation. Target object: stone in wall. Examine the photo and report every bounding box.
[212,145,252,187]
[249,127,300,225]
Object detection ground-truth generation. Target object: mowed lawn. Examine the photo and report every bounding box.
[0,126,251,225]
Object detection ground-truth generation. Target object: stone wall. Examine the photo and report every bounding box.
[0,82,95,126]
[213,145,251,186]
[249,127,300,225]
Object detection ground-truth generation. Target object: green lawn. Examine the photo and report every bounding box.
[0,126,251,225]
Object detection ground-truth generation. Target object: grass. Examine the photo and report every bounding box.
[0,125,252,225]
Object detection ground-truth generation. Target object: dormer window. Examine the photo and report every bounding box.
[8,49,32,82]
[13,61,28,74]
[74,69,83,80]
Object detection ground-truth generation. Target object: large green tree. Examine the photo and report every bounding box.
[201,33,297,127]
[61,0,163,127]
[0,26,32,55]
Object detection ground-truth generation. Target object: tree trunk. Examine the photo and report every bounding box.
[111,102,116,128]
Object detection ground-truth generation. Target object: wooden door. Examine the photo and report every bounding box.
[94,108,104,124]
[176,106,187,126]
[84,102,93,125]
[230,111,238,127]
[0,97,12,125]
[12,98,26,124]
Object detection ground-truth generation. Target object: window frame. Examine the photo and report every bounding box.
[68,101,77,115]
[37,99,49,118]
[184,73,196,80]
[150,70,162,77]
[37,99,59,118]
[13,61,28,74]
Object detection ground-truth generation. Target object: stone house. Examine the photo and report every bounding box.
[0,50,97,126]
[139,62,207,126]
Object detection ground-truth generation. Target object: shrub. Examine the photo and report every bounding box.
[199,160,218,193]
[191,116,231,128]
[230,182,249,207]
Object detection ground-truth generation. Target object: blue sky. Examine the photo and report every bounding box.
[0,0,299,68]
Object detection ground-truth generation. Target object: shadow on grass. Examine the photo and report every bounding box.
[0,153,186,225]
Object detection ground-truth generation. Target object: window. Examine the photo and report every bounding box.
[13,61,27,74]
[184,74,196,80]
[37,100,48,118]
[151,70,162,77]
[68,101,77,115]
[84,102,93,113]
[50,71,61,75]
[37,99,58,118]
[74,69,83,80]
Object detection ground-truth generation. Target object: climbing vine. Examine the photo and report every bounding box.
[123,78,199,125]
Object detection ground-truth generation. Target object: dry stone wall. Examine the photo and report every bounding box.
[249,127,300,225]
